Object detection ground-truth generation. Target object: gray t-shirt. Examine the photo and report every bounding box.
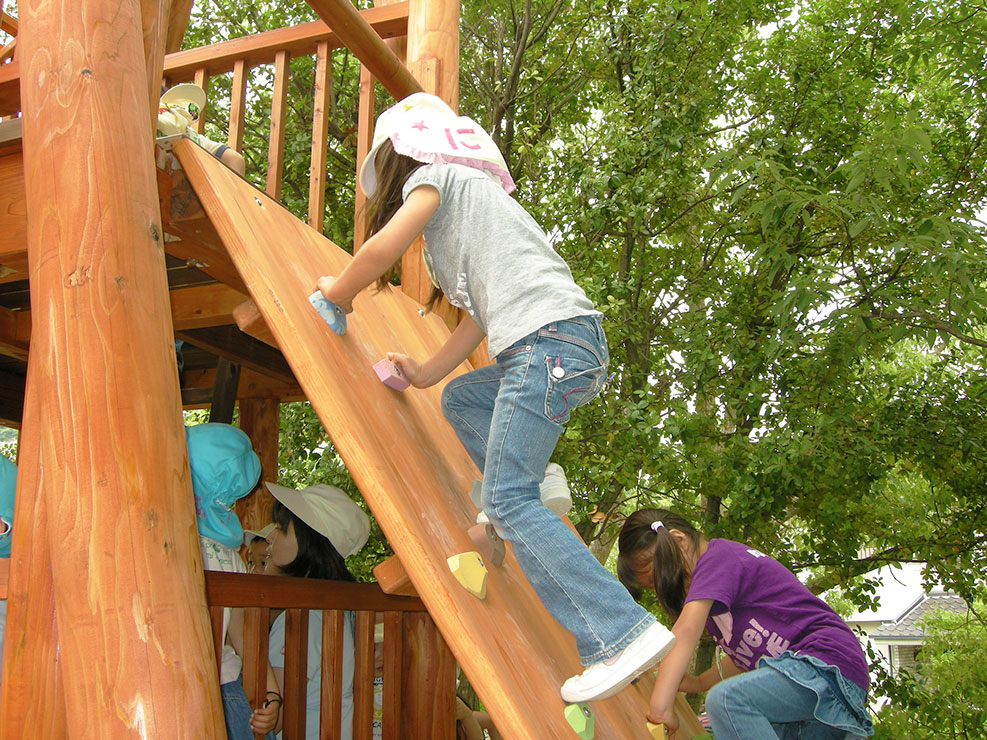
[402,163,599,358]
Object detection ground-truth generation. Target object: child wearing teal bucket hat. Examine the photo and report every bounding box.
[0,454,16,685]
[186,423,282,739]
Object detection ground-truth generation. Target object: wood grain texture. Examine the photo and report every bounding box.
[15,0,226,733]
[0,362,67,739]
[174,139,668,738]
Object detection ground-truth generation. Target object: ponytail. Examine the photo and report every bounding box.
[617,508,701,620]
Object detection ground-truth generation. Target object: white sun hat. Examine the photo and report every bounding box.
[160,83,207,120]
[265,482,370,557]
[358,92,515,197]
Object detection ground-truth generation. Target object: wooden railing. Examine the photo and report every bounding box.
[205,570,457,740]
[161,2,419,232]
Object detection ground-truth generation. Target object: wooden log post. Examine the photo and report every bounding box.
[16,0,225,735]
[0,359,68,739]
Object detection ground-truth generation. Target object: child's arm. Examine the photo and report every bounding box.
[386,314,485,388]
[678,652,740,693]
[227,607,283,734]
[647,599,712,737]
[318,185,440,313]
[250,664,283,735]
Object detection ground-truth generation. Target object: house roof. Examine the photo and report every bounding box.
[870,591,968,640]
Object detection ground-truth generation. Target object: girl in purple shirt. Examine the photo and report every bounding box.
[617,508,873,740]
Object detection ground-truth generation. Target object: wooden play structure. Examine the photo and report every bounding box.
[0,0,706,737]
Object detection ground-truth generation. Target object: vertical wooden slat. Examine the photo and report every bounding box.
[243,606,271,740]
[352,65,375,253]
[193,67,209,135]
[0,358,67,739]
[229,58,247,153]
[282,608,310,738]
[236,398,279,535]
[352,610,376,740]
[307,40,332,232]
[320,610,345,739]
[381,612,403,740]
[266,50,291,199]
[401,612,457,739]
[210,605,226,671]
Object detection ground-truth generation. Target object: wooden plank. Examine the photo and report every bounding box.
[372,554,419,597]
[352,65,374,253]
[265,50,290,199]
[319,610,346,740]
[242,606,272,733]
[229,58,247,152]
[169,283,249,331]
[208,356,241,423]
[304,0,420,100]
[175,138,663,738]
[307,41,332,232]
[282,608,310,738]
[0,58,18,117]
[381,612,402,740]
[204,571,427,612]
[0,150,27,263]
[176,325,296,385]
[236,398,279,536]
[163,5,410,80]
[15,0,226,733]
[352,610,376,740]
[401,612,456,739]
[192,68,209,135]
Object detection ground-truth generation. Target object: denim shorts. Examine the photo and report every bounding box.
[760,652,874,738]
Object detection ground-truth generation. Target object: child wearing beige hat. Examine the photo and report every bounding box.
[264,483,370,740]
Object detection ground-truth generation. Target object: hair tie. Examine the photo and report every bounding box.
[651,520,664,533]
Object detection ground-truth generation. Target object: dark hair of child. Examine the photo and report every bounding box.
[271,499,356,582]
[616,508,702,620]
[363,139,444,307]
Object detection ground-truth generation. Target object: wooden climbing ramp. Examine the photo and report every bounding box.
[174,139,701,739]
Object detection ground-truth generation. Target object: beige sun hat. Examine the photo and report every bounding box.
[160,83,207,120]
[265,482,370,557]
[358,92,515,198]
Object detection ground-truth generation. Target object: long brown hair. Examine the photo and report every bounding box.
[617,508,702,620]
[363,139,425,289]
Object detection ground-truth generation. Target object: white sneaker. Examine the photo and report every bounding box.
[473,463,574,524]
[539,462,573,517]
[560,622,676,703]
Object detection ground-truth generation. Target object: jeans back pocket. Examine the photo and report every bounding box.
[543,355,607,424]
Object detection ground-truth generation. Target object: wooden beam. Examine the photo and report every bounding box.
[15,0,226,733]
[208,357,241,423]
[176,325,297,385]
[0,284,249,357]
[0,305,28,360]
[0,150,27,264]
[183,366,302,404]
[304,0,420,100]
[265,50,290,199]
[307,41,332,232]
[166,0,195,54]
[163,4,409,80]
[236,397,279,533]
[0,368,24,428]
[0,57,18,117]
[169,283,249,330]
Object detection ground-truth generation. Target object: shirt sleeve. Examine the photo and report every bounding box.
[268,612,286,670]
[685,541,746,613]
[402,164,444,204]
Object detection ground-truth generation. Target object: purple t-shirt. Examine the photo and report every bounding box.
[686,539,869,690]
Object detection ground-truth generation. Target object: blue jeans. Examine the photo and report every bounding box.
[441,315,654,663]
[706,653,873,740]
[221,675,254,740]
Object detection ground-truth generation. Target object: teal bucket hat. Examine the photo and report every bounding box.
[186,423,261,549]
[0,455,16,558]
